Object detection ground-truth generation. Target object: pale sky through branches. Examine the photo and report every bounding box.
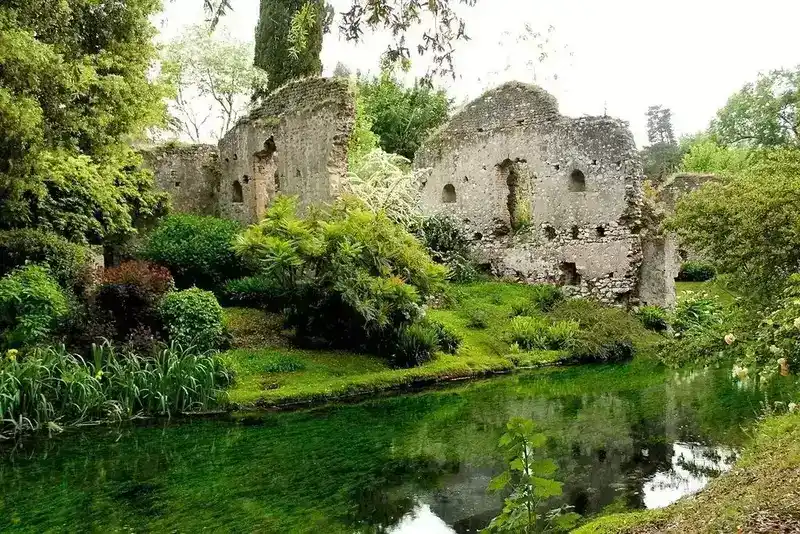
[158,0,800,147]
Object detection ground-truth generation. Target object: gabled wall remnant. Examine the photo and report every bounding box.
[414,82,646,305]
[217,77,355,224]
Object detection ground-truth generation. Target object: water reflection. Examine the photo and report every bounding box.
[0,363,796,533]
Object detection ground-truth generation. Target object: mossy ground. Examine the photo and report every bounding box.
[221,281,655,408]
[574,412,800,533]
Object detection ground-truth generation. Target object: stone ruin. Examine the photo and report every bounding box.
[414,82,648,305]
[142,77,354,225]
[144,78,679,307]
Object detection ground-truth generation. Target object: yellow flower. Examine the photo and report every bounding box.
[6,349,18,361]
[95,369,104,380]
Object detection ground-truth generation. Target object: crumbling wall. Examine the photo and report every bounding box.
[217,77,355,224]
[638,234,680,308]
[415,82,644,304]
[140,144,220,216]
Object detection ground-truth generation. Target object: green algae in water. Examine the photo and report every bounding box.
[1,362,796,533]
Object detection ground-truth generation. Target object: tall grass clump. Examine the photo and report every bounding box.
[0,343,231,438]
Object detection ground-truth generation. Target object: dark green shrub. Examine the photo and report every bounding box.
[466,308,489,329]
[529,284,564,312]
[390,324,439,368]
[428,320,462,354]
[159,288,226,352]
[93,261,174,347]
[222,275,282,309]
[0,265,69,347]
[508,316,578,351]
[412,214,478,282]
[677,261,716,282]
[234,197,446,362]
[143,214,249,291]
[636,305,669,332]
[0,229,93,293]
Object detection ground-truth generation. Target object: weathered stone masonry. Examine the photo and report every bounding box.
[414,82,645,305]
[217,77,355,225]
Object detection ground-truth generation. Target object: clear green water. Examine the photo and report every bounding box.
[1,362,795,533]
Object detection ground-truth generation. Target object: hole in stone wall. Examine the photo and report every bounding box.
[463,176,469,183]
[274,170,280,191]
[233,154,238,161]
[554,164,560,171]
[263,136,277,160]
[571,225,579,239]
[498,159,522,230]
[596,225,606,237]
[592,159,598,165]
[243,175,250,185]
[232,180,244,203]
[295,169,302,179]
[174,181,181,188]
[224,158,230,163]
[560,262,580,286]
[473,232,483,240]
[569,169,586,192]
[544,226,556,240]
[615,291,631,306]
[442,184,457,203]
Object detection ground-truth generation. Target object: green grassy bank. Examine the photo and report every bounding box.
[574,412,800,533]
[221,281,658,408]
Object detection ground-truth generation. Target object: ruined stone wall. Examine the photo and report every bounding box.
[638,234,680,308]
[140,144,220,216]
[415,82,644,304]
[217,77,355,224]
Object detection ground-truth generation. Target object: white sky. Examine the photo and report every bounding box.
[157,0,800,147]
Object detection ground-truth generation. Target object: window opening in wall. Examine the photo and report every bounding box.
[569,169,586,192]
[571,225,579,239]
[544,225,556,240]
[473,232,483,240]
[174,182,181,188]
[243,175,250,185]
[263,136,277,160]
[498,159,524,230]
[596,225,606,237]
[274,170,280,191]
[560,262,580,286]
[442,183,457,203]
[232,180,244,203]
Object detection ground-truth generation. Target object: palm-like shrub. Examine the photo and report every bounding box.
[412,214,478,282]
[234,196,446,361]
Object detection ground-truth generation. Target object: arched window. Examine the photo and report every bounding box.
[232,180,244,203]
[569,169,586,192]
[442,184,457,203]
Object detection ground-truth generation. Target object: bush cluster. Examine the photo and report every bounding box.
[511,284,565,317]
[234,197,449,366]
[143,215,249,292]
[754,273,800,369]
[677,261,717,282]
[412,214,478,282]
[636,305,669,332]
[159,288,226,352]
[0,266,69,348]
[671,291,724,334]
[0,229,94,293]
[508,316,579,351]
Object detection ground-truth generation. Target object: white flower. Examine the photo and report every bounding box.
[789,402,798,413]
[769,345,783,355]
[732,365,749,381]
[724,333,736,345]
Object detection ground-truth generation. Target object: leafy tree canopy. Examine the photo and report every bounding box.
[711,67,800,148]
[640,105,682,182]
[0,0,169,245]
[667,148,800,299]
[358,72,450,160]
[160,24,268,141]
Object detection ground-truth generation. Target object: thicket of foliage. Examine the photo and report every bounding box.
[358,73,450,160]
[0,266,68,348]
[752,274,800,370]
[412,215,478,282]
[160,288,226,352]
[0,343,230,438]
[234,196,448,366]
[635,305,668,332]
[680,136,754,175]
[143,214,248,292]
[0,229,93,293]
[668,148,800,298]
[0,0,169,245]
[677,260,716,282]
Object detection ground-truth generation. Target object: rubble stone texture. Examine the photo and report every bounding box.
[140,144,220,217]
[414,82,647,305]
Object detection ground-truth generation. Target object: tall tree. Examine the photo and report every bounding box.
[161,24,268,141]
[358,73,450,160]
[254,0,327,94]
[712,67,800,147]
[205,0,475,92]
[0,0,169,245]
[641,105,681,181]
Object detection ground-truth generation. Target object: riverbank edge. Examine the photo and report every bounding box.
[573,411,800,533]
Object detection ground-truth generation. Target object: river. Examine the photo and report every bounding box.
[1,361,794,533]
